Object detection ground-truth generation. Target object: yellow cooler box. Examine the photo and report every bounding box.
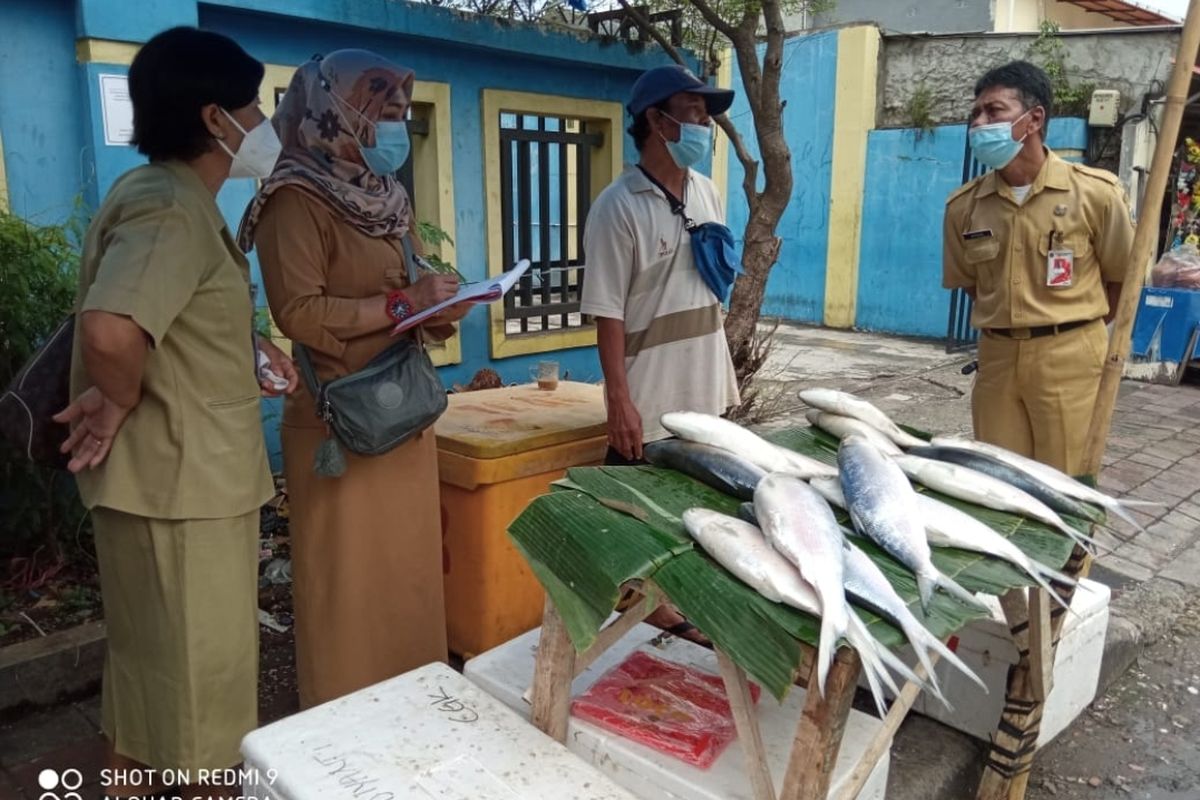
[435,381,608,658]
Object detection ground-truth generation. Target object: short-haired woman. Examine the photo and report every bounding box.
[54,26,297,794]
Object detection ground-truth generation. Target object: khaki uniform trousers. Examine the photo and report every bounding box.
[972,319,1108,476]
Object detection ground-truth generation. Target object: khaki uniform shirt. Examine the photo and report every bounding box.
[580,165,739,443]
[70,161,273,519]
[942,150,1134,329]
[251,186,454,430]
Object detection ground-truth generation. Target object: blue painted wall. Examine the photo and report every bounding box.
[726,31,838,324]
[854,118,1090,338]
[1,0,697,467]
[0,0,90,224]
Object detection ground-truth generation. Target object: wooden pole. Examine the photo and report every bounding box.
[529,598,577,743]
[1081,0,1200,478]
[717,649,779,800]
[780,648,862,800]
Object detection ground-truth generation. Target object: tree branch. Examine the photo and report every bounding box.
[714,112,758,210]
[682,0,741,50]
[616,0,688,66]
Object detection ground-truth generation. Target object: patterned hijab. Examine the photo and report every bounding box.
[238,50,415,251]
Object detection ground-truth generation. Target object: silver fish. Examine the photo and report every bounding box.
[806,410,902,455]
[929,435,1158,532]
[891,453,1102,553]
[754,473,852,698]
[643,439,766,501]
[799,388,926,449]
[842,541,987,700]
[681,508,924,715]
[908,445,1105,525]
[661,411,837,479]
[838,437,986,613]
[811,476,1077,608]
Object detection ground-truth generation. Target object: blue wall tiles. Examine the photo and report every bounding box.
[76,0,198,42]
[726,32,838,325]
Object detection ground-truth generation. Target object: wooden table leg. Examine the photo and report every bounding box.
[834,655,938,800]
[530,597,577,743]
[780,647,862,800]
[717,649,778,800]
[977,543,1088,800]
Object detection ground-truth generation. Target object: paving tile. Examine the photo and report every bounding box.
[1094,554,1154,583]
[1112,542,1175,571]
[1136,520,1198,555]
[1142,476,1194,501]
[1172,500,1200,524]
[1127,483,1189,508]
[1152,438,1200,461]
[1127,451,1176,470]
[1159,542,1200,589]
[72,695,102,731]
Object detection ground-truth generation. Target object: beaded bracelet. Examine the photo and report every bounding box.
[386,289,415,322]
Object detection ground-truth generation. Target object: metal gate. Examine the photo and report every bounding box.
[945,135,989,353]
[499,114,602,335]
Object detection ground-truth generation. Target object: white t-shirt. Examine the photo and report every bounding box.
[1010,184,1032,205]
[581,165,740,443]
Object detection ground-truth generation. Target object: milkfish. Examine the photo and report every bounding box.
[754,473,854,698]
[660,411,837,479]
[891,453,1104,554]
[643,439,766,501]
[929,435,1159,533]
[681,508,926,716]
[810,476,1078,608]
[806,410,902,455]
[842,541,987,701]
[907,445,1106,525]
[799,388,926,449]
[838,437,986,613]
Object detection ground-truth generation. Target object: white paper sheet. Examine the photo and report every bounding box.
[392,259,532,334]
[99,74,134,146]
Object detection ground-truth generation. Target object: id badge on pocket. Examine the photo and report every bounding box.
[1046,249,1074,287]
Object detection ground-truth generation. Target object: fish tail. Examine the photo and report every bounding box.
[847,613,918,698]
[916,572,935,614]
[902,621,947,702]
[815,616,836,699]
[933,571,989,611]
[1026,566,1076,613]
[1105,501,1148,533]
[1119,499,1166,508]
[926,635,988,695]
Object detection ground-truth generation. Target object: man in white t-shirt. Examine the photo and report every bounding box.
[581,65,740,466]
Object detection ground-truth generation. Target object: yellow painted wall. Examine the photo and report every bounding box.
[712,50,733,218]
[0,128,8,213]
[822,25,881,329]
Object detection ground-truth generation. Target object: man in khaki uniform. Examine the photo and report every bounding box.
[943,61,1134,475]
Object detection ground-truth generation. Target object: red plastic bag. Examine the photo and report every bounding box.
[570,650,761,769]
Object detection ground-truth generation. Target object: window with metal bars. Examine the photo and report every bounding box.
[499,113,602,335]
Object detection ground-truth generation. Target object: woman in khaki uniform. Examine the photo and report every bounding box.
[54,27,297,795]
[239,51,464,709]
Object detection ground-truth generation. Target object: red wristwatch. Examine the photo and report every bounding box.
[386,289,415,322]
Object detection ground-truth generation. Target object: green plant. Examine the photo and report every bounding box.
[906,85,935,139]
[415,221,467,282]
[0,208,91,573]
[1027,21,1096,118]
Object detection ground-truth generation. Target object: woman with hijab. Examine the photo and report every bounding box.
[54,27,297,795]
[239,50,464,708]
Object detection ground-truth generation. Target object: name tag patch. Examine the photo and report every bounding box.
[1047,250,1074,287]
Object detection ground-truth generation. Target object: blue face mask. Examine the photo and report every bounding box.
[969,108,1033,170]
[660,113,712,169]
[359,121,411,176]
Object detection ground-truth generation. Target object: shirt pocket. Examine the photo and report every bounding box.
[963,237,1002,293]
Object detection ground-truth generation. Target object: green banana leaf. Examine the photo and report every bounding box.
[507,425,1089,700]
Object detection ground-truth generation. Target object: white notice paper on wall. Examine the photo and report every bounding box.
[99,74,134,146]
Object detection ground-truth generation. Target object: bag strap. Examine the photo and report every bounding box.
[636,165,695,230]
[294,231,425,403]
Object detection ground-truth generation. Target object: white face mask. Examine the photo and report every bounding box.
[216,109,282,179]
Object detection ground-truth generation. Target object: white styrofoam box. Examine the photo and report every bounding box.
[463,623,888,800]
[860,579,1109,745]
[240,662,639,800]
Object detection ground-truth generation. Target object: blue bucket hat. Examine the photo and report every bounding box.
[627,65,735,117]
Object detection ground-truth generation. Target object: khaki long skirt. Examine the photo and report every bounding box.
[92,507,259,771]
[282,423,447,709]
